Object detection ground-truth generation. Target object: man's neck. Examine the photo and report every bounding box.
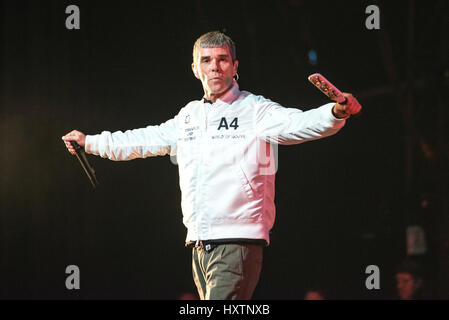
[204,83,233,103]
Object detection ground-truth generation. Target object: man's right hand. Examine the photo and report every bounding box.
[62,130,86,155]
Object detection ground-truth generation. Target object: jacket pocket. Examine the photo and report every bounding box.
[233,164,257,202]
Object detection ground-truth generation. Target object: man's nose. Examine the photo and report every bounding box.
[210,59,220,71]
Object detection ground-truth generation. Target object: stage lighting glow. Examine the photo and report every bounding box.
[308,49,318,65]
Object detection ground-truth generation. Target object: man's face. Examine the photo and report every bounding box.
[396,272,418,300]
[304,291,325,300]
[192,46,238,98]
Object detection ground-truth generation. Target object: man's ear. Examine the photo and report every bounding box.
[233,60,239,76]
[191,62,200,79]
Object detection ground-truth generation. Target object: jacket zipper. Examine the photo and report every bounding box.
[196,103,209,242]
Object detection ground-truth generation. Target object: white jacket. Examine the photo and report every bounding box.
[85,82,346,244]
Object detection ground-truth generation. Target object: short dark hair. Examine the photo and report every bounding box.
[192,31,237,63]
[396,258,423,279]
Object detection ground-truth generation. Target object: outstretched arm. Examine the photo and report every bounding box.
[255,93,362,145]
[62,117,179,161]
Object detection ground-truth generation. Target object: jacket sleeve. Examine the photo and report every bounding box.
[254,95,346,145]
[84,116,179,161]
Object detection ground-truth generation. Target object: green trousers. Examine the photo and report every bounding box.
[192,243,263,300]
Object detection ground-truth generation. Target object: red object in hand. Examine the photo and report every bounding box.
[308,73,362,116]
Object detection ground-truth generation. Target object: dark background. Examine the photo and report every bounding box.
[0,0,448,299]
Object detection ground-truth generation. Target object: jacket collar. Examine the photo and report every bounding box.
[203,80,240,105]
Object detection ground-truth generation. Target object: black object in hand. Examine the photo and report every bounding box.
[70,141,99,189]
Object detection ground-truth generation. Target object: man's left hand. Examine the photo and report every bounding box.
[332,93,362,119]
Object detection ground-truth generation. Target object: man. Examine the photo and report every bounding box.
[304,288,327,300]
[62,31,362,300]
[394,259,429,300]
